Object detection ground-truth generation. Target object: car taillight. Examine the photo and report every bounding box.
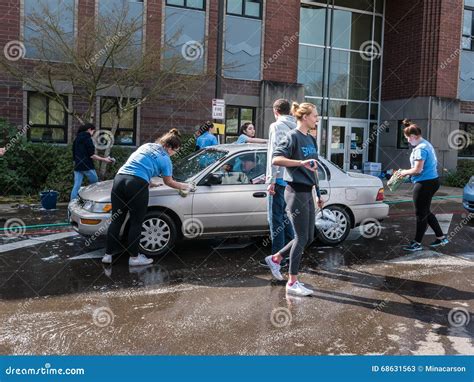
[376,188,384,201]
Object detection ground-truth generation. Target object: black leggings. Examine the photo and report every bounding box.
[413,178,443,243]
[105,174,149,258]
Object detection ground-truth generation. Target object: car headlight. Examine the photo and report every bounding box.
[82,201,112,213]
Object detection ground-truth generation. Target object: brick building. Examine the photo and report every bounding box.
[0,0,473,172]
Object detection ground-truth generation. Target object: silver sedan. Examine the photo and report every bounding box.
[68,144,389,256]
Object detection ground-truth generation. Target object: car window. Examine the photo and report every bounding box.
[317,160,326,181]
[211,152,267,185]
[173,149,228,182]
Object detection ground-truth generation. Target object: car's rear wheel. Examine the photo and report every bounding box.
[139,211,177,256]
[316,205,351,246]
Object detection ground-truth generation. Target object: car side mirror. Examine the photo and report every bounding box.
[204,173,222,186]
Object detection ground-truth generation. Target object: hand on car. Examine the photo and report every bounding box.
[0,147,5,157]
[317,199,324,209]
[149,181,160,188]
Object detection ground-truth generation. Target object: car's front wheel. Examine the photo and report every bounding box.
[139,211,178,256]
[316,205,351,246]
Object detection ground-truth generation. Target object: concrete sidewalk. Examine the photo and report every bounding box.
[383,181,463,203]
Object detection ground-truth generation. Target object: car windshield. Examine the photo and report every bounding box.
[173,149,228,182]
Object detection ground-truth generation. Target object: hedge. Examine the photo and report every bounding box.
[0,118,197,202]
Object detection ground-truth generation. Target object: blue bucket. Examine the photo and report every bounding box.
[40,190,59,210]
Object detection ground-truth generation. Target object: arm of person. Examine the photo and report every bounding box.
[162,176,189,191]
[0,147,5,156]
[400,160,424,177]
[246,137,267,144]
[272,156,318,171]
[91,154,113,163]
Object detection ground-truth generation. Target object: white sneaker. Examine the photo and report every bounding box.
[286,281,313,296]
[265,255,284,281]
[129,253,153,267]
[101,254,112,264]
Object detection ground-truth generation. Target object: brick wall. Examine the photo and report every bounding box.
[262,0,299,83]
[460,101,474,114]
[382,0,462,101]
[1,0,285,142]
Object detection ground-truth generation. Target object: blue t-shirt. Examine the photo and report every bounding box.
[410,139,438,183]
[118,143,172,183]
[196,132,217,149]
[235,134,249,144]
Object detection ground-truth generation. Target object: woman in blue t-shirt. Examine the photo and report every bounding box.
[102,129,191,267]
[235,122,267,144]
[399,119,448,252]
[196,121,218,149]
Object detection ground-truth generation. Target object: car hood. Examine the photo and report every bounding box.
[79,178,180,202]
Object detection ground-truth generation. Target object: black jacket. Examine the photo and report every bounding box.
[73,132,95,171]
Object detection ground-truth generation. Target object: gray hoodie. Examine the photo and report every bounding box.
[266,114,297,184]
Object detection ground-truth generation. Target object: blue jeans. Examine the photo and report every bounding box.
[267,183,294,254]
[71,169,99,200]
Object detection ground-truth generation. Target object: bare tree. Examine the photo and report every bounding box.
[0,0,209,175]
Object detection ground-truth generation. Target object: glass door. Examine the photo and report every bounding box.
[328,120,368,171]
[348,124,367,172]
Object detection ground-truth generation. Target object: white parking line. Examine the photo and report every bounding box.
[0,232,78,254]
[426,213,453,235]
[68,249,105,260]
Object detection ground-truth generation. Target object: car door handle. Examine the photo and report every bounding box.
[253,192,267,198]
[320,189,328,195]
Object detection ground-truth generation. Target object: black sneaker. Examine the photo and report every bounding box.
[402,241,423,252]
[429,238,449,247]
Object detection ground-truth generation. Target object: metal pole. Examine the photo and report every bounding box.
[215,0,224,99]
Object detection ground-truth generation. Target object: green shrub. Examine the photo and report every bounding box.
[444,159,474,188]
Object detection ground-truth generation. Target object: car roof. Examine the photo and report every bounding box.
[203,143,267,153]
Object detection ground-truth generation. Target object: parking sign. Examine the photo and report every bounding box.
[212,99,225,120]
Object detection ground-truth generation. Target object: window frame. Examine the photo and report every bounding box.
[396,120,409,150]
[463,6,474,51]
[99,97,138,147]
[226,0,263,19]
[27,92,68,144]
[165,0,206,11]
[224,105,257,143]
[459,122,474,157]
[209,150,267,186]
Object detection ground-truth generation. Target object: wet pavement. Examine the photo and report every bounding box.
[0,199,472,355]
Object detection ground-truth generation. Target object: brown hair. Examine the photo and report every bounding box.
[291,102,317,121]
[198,121,214,134]
[402,119,422,137]
[158,128,182,150]
[239,122,254,136]
[273,99,290,115]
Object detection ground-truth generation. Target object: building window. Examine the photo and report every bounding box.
[397,120,409,150]
[225,106,255,143]
[98,0,144,67]
[459,122,474,157]
[163,3,206,74]
[100,98,137,146]
[24,0,75,61]
[223,3,263,80]
[463,7,474,50]
[166,0,205,10]
[27,92,68,143]
[227,0,263,19]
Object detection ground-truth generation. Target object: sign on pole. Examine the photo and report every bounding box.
[212,99,225,120]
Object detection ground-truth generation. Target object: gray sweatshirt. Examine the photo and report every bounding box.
[272,129,320,196]
[265,115,297,184]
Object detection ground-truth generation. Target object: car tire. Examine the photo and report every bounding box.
[316,205,351,246]
[139,211,178,256]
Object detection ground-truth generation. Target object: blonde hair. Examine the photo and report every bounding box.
[291,102,317,121]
